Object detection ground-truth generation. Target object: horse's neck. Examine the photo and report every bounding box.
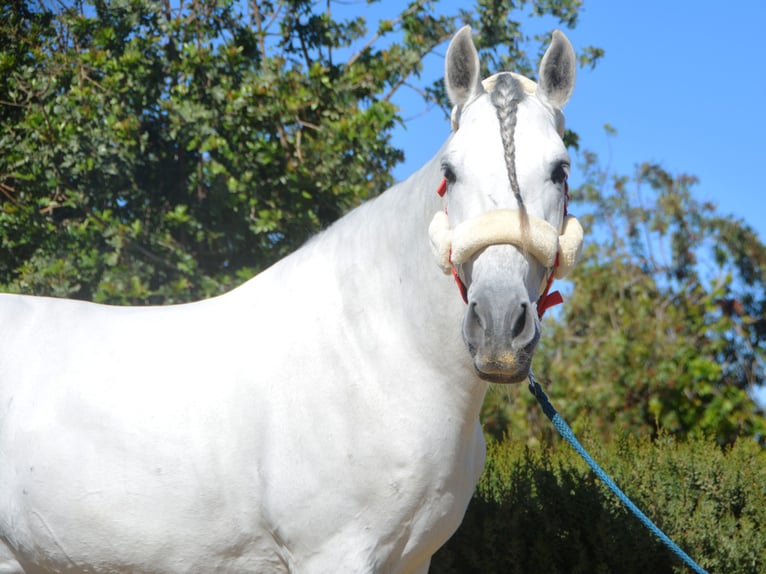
[330,159,485,407]
[251,153,486,416]
[323,158,465,337]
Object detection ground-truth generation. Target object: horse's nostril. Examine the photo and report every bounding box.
[461,288,540,383]
[469,300,485,331]
[511,302,528,339]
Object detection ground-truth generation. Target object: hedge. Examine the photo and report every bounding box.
[431,433,765,573]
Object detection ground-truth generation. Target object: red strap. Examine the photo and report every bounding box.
[437,177,448,197]
[448,248,468,303]
[537,179,569,318]
[537,254,562,319]
[451,266,468,303]
[537,289,563,318]
[436,176,570,314]
[438,182,466,302]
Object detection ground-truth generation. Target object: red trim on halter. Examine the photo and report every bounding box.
[537,253,563,319]
[434,176,569,315]
[437,177,448,197]
[451,262,468,303]
[537,179,570,319]
[438,181,468,302]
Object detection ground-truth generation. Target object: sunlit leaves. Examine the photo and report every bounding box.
[484,146,766,446]
[1,0,589,305]
[0,0,410,303]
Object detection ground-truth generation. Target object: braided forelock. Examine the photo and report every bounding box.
[490,73,530,249]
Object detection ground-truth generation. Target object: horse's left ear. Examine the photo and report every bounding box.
[445,26,484,130]
[537,30,576,109]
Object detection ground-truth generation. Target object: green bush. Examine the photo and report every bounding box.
[431,433,765,573]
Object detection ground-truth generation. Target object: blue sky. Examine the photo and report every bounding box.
[335,1,766,404]
[373,0,766,240]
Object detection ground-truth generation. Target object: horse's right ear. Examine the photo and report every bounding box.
[537,30,576,109]
[445,26,484,130]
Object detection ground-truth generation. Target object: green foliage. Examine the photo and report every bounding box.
[425,0,602,149]
[4,2,765,568]
[1,0,401,302]
[431,434,766,573]
[482,144,766,446]
[0,0,388,301]
[3,0,762,448]
[0,0,589,304]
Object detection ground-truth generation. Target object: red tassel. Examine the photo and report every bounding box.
[436,177,448,197]
[537,290,563,318]
[452,266,468,304]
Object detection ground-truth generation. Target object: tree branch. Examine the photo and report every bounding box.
[382,38,451,103]
[345,1,426,69]
[252,1,268,62]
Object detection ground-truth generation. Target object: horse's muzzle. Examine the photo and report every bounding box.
[462,285,540,383]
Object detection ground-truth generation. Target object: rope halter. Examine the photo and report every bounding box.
[430,73,583,316]
[429,209,582,279]
[428,202,583,315]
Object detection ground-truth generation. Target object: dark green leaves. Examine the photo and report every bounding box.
[485,144,766,446]
[0,0,589,304]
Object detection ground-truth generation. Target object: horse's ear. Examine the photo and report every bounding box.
[537,30,576,109]
[445,26,484,111]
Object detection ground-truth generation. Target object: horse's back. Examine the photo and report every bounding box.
[0,292,244,424]
[0,291,286,572]
[0,241,480,572]
[0,270,425,573]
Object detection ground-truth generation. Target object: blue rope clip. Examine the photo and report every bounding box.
[528,369,710,574]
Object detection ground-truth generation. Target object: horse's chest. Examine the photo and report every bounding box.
[255,397,485,570]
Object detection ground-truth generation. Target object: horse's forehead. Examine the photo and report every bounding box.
[446,103,504,173]
[455,94,562,165]
[459,96,499,129]
[516,98,565,152]
[517,96,559,134]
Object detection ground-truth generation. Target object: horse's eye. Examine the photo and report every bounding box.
[442,164,457,184]
[551,163,569,185]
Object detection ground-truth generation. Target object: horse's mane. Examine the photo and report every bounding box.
[488,73,530,248]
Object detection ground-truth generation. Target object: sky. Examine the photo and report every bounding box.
[334,0,766,404]
[371,0,766,239]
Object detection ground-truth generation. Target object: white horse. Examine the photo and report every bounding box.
[0,27,580,573]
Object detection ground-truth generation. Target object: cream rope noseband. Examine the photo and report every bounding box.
[428,209,583,282]
[432,72,584,311]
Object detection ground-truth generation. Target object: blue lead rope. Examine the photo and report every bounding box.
[527,370,710,574]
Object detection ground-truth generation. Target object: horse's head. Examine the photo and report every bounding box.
[429,27,582,383]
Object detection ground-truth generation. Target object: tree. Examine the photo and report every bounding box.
[482,139,766,446]
[0,0,594,304]
[4,0,762,444]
